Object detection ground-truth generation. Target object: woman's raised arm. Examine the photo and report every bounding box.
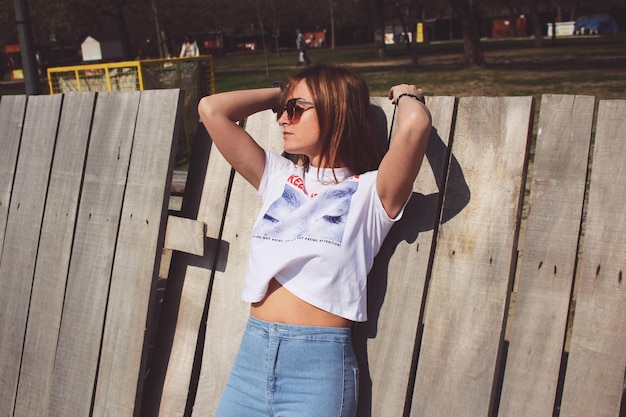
[198,87,282,189]
[376,84,432,219]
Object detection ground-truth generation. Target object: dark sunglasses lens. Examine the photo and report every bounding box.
[277,99,302,122]
[285,100,294,121]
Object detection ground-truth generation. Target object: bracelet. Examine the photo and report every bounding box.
[271,81,285,92]
[396,93,425,104]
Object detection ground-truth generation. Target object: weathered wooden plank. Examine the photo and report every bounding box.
[410,96,533,417]
[0,95,26,257]
[158,266,208,417]
[48,91,141,417]
[354,96,457,417]
[199,124,238,239]
[498,95,595,417]
[0,94,62,417]
[13,92,96,417]
[559,99,626,417]
[154,123,233,416]
[93,89,183,417]
[148,123,218,417]
[164,216,206,256]
[192,109,283,417]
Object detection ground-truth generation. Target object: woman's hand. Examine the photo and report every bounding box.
[388,84,425,105]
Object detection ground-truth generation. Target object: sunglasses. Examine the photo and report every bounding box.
[277,98,315,123]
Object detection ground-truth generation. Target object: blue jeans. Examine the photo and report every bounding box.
[214,316,358,417]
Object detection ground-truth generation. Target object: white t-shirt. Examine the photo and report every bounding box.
[242,151,404,321]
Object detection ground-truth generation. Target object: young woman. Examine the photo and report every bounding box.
[198,64,431,417]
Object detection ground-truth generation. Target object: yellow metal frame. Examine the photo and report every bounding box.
[47,55,215,95]
[47,60,143,94]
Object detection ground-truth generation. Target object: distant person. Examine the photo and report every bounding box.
[295,29,311,66]
[180,35,199,57]
[135,47,146,60]
[35,50,43,77]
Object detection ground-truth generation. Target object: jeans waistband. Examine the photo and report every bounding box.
[246,316,352,342]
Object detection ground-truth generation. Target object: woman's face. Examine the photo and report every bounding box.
[278,80,323,166]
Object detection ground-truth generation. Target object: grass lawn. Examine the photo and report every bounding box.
[211,34,626,100]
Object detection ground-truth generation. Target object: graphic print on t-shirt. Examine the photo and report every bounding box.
[252,179,358,246]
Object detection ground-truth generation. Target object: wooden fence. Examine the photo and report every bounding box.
[0,90,182,417]
[0,91,624,417]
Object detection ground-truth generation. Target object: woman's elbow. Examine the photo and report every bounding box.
[408,106,432,132]
[198,95,216,123]
[402,110,432,146]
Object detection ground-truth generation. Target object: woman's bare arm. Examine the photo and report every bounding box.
[377,85,432,218]
[198,87,281,189]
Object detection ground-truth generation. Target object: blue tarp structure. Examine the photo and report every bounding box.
[574,15,620,35]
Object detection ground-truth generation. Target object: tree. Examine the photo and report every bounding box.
[149,0,166,58]
[353,0,387,57]
[255,0,270,75]
[254,0,285,55]
[448,0,485,67]
[329,0,336,50]
[526,0,545,48]
[0,0,78,48]
[39,0,140,59]
[392,0,424,64]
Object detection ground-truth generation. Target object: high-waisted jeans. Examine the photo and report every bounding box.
[214,316,359,417]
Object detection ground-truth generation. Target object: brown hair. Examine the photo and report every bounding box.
[283,64,386,176]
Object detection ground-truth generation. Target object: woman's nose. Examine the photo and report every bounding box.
[277,111,290,126]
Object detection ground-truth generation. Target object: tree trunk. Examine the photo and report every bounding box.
[114,1,133,60]
[449,0,485,67]
[375,0,386,58]
[393,2,418,65]
[330,0,336,50]
[269,0,281,56]
[255,0,269,76]
[527,0,544,48]
[150,0,166,58]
